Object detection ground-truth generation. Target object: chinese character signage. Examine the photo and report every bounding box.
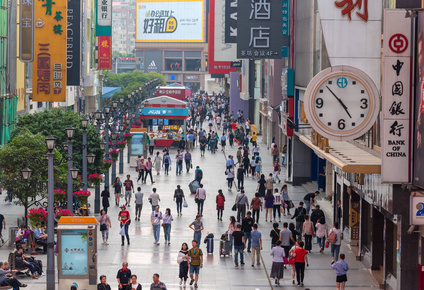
[156,88,185,99]
[282,0,289,35]
[136,0,204,42]
[32,0,67,102]
[237,0,283,59]
[98,36,111,70]
[334,0,368,22]
[96,0,111,36]
[67,0,81,85]
[20,0,34,62]
[225,0,237,43]
[381,10,411,183]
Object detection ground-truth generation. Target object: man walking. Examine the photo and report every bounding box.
[232,224,246,266]
[195,166,203,183]
[188,240,203,288]
[292,202,307,234]
[150,273,167,290]
[242,211,254,252]
[148,188,161,212]
[251,224,262,267]
[187,131,195,151]
[279,222,295,259]
[235,189,249,223]
[195,184,206,216]
[123,175,134,207]
[144,157,155,184]
[116,262,132,290]
[134,187,143,221]
[184,149,192,173]
[176,150,183,175]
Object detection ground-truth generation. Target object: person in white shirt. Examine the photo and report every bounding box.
[130,274,142,290]
[195,184,207,216]
[151,206,163,245]
[134,187,143,221]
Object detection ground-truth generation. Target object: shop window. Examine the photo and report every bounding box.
[165,58,182,71]
[185,51,201,58]
[185,59,201,71]
[300,101,308,123]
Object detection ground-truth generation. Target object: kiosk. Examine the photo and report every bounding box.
[57,216,98,290]
[139,96,189,147]
[129,128,148,168]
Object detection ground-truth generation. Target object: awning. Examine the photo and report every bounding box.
[140,107,189,119]
[298,135,381,174]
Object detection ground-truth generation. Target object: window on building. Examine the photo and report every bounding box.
[165,58,182,71]
[185,59,201,71]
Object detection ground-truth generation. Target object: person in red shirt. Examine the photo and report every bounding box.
[216,190,226,221]
[293,241,309,286]
[231,122,237,130]
[118,205,131,246]
[123,175,134,207]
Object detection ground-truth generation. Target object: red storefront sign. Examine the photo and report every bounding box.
[156,88,185,100]
[98,36,112,69]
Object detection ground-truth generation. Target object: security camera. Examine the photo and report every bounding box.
[407,225,416,234]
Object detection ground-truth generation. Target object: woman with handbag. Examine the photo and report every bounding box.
[280,184,291,215]
[174,185,186,217]
[177,242,190,287]
[118,205,131,246]
[98,209,111,245]
[270,240,285,286]
[216,189,226,221]
[162,208,174,245]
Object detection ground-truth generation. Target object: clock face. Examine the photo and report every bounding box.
[313,74,372,133]
[304,66,380,141]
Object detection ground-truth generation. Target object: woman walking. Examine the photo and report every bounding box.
[118,205,130,246]
[270,240,285,286]
[216,189,225,221]
[257,174,266,199]
[113,177,122,206]
[330,222,342,263]
[316,218,327,254]
[281,184,291,215]
[255,156,262,178]
[264,190,274,222]
[226,216,237,252]
[273,160,281,183]
[101,186,110,213]
[98,209,111,245]
[189,214,204,246]
[236,165,244,190]
[302,215,314,253]
[226,165,235,191]
[154,152,162,175]
[293,241,309,287]
[177,243,190,287]
[174,185,186,217]
[136,157,145,184]
[288,241,300,285]
[250,157,256,178]
[162,208,173,245]
[272,188,282,222]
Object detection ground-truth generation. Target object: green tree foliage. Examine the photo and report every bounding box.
[103,71,165,96]
[0,129,65,225]
[11,108,104,178]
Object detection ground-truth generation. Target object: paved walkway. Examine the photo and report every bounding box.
[0,135,378,289]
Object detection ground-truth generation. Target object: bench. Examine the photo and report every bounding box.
[7,250,30,276]
[28,231,45,255]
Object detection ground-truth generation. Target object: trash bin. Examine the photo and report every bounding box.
[9,227,18,247]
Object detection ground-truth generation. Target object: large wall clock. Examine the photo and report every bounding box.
[304,66,380,141]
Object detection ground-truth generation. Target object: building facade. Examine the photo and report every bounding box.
[112,1,136,55]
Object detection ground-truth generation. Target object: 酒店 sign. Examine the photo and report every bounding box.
[381,10,412,183]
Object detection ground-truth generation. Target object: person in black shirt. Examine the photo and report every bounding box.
[269,223,280,249]
[97,275,112,290]
[232,224,246,266]
[289,222,300,246]
[101,186,110,214]
[116,262,131,290]
[242,211,254,252]
[303,191,319,214]
[292,202,307,233]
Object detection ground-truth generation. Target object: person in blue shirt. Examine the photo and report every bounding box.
[226,156,235,168]
[250,224,262,267]
[34,223,47,254]
[331,253,349,290]
[220,133,227,152]
[187,132,195,151]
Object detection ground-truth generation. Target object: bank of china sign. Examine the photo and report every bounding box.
[136,0,204,42]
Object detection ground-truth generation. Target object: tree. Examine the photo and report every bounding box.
[11,109,104,178]
[0,129,65,226]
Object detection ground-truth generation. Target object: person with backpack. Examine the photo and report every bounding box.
[194,166,203,183]
[291,202,307,234]
[163,153,171,175]
[216,189,226,221]
[173,185,186,217]
[329,222,342,263]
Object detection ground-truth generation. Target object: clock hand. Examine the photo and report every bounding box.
[326,86,352,119]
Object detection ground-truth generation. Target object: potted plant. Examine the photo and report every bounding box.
[54,188,66,203]
[27,208,48,228]
[117,140,127,150]
[73,190,91,206]
[124,132,133,142]
[88,173,103,186]
[109,149,120,161]
[55,209,74,220]
[103,159,114,171]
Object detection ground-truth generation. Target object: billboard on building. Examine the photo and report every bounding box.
[67,0,81,85]
[96,0,112,36]
[144,51,163,73]
[213,0,237,62]
[32,0,67,102]
[98,36,112,69]
[136,0,204,42]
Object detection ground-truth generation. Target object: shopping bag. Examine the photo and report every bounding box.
[119,226,126,236]
[183,200,188,207]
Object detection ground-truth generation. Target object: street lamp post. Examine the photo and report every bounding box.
[45,135,56,290]
[119,97,125,175]
[104,106,111,187]
[81,116,89,191]
[65,126,75,212]
[111,131,118,184]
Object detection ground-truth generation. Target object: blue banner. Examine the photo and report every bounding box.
[140,107,189,117]
[282,0,290,36]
